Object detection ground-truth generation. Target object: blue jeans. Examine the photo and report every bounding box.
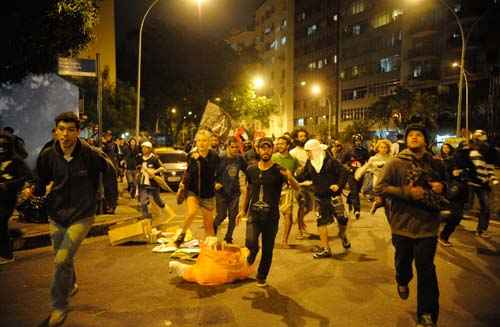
[213,194,239,242]
[49,216,94,310]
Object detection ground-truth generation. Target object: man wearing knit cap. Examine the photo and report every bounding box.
[297,139,350,258]
[375,123,445,327]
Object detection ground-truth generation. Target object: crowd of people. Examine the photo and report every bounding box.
[0,111,498,326]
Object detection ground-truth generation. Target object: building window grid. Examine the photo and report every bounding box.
[351,1,365,15]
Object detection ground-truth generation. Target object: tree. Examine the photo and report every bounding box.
[218,85,278,129]
[2,0,100,83]
[73,69,136,134]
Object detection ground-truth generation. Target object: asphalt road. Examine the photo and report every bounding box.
[1,194,500,327]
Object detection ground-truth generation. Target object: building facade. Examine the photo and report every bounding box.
[255,0,295,136]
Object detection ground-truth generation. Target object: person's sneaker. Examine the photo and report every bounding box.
[70,283,79,297]
[341,236,351,249]
[397,284,409,300]
[438,238,452,247]
[48,309,67,327]
[354,211,361,220]
[475,231,491,239]
[174,232,186,247]
[313,248,332,259]
[256,279,267,287]
[0,256,15,265]
[416,314,435,326]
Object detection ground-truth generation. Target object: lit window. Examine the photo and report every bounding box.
[392,9,403,20]
[270,40,278,49]
[282,19,287,27]
[333,14,338,21]
[413,66,423,77]
[351,0,365,15]
[353,24,361,35]
[380,57,393,72]
[372,13,391,28]
[297,118,305,126]
[281,36,287,45]
[318,60,323,69]
[340,71,346,79]
[307,24,318,35]
[352,65,359,76]
[264,26,272,34]
[334,55,338,63]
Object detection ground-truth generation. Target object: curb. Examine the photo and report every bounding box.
[12,219,134,252]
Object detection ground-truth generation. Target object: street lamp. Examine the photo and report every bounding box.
[452,62,469,139]
[252,75,265,90]
[407,0,465,136]
[171,107,177,114]
[310,83,333,140]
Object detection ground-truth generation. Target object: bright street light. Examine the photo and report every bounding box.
[311,83,322,96]
[252,75,265,90]
[171,108,177,114]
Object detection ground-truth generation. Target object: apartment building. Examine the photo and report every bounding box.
[293,0,339,136]
[255,0,295,136]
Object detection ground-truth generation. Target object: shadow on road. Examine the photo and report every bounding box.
[171,277,255,299]
[242,286,330,327]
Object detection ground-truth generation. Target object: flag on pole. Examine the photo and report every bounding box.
[199,101,233,138]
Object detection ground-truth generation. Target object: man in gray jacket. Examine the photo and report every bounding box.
[375,124,445,327]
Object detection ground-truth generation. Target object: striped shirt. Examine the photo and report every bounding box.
[468,149,498,186]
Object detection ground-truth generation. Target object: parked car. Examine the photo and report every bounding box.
[154,147,188,191]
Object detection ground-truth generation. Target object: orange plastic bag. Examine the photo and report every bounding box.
[182,244,254,285]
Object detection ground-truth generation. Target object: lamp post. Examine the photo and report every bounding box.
[452,62,469,139]
[311,83,332,140]
[408,0,465,135]
[135,0,162,137]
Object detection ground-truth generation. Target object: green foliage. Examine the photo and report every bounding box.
[2,0,99,83]
[74,69,136,134]
[219,85,278,128]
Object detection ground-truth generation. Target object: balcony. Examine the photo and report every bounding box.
[408,21,439,37]
[407,69,440,83]
[406,46,439,60]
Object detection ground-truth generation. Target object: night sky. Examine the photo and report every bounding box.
[116,0,262,43]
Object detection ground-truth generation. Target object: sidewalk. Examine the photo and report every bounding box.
[9,195,143,251]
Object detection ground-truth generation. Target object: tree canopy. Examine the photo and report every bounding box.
[2,0,99,83]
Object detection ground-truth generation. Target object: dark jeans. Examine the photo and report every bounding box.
[469,185,490,232]
[440,200,466,241]
[0,199,16,259]
[347,173,362,212]
[392,235,439,323]
[246,216,279,281]
[213,194,239,242]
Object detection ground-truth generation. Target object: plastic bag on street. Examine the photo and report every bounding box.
[182,244,254,285]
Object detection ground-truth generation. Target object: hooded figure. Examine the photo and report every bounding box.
[304,139,325,173]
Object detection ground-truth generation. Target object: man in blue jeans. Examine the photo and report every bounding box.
[375,124,445,327]
[213,137,247,243]
[33,112,117,326]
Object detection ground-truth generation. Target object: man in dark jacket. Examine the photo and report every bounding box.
[33,112,117,326]
[213,137,247,243]
[342,134,369,219]
[297,139,350,258]
[0,132,32,264]
[374,124,445,327]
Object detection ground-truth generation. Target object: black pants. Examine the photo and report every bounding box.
[440,199,466,241]
[245,216,279,281]
[0,199,16,259]
[213,194,239,242]
[469,186,491,232]
[392,234,439,323]
[347,173,362,212]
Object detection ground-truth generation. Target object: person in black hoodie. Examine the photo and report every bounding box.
[32,112,117,326]
[342,134,369,219]
[175,129,220,246]
[213,137,247,243]
[297,139,350,259]
[0,132,32,265]
[374,124,445,327]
